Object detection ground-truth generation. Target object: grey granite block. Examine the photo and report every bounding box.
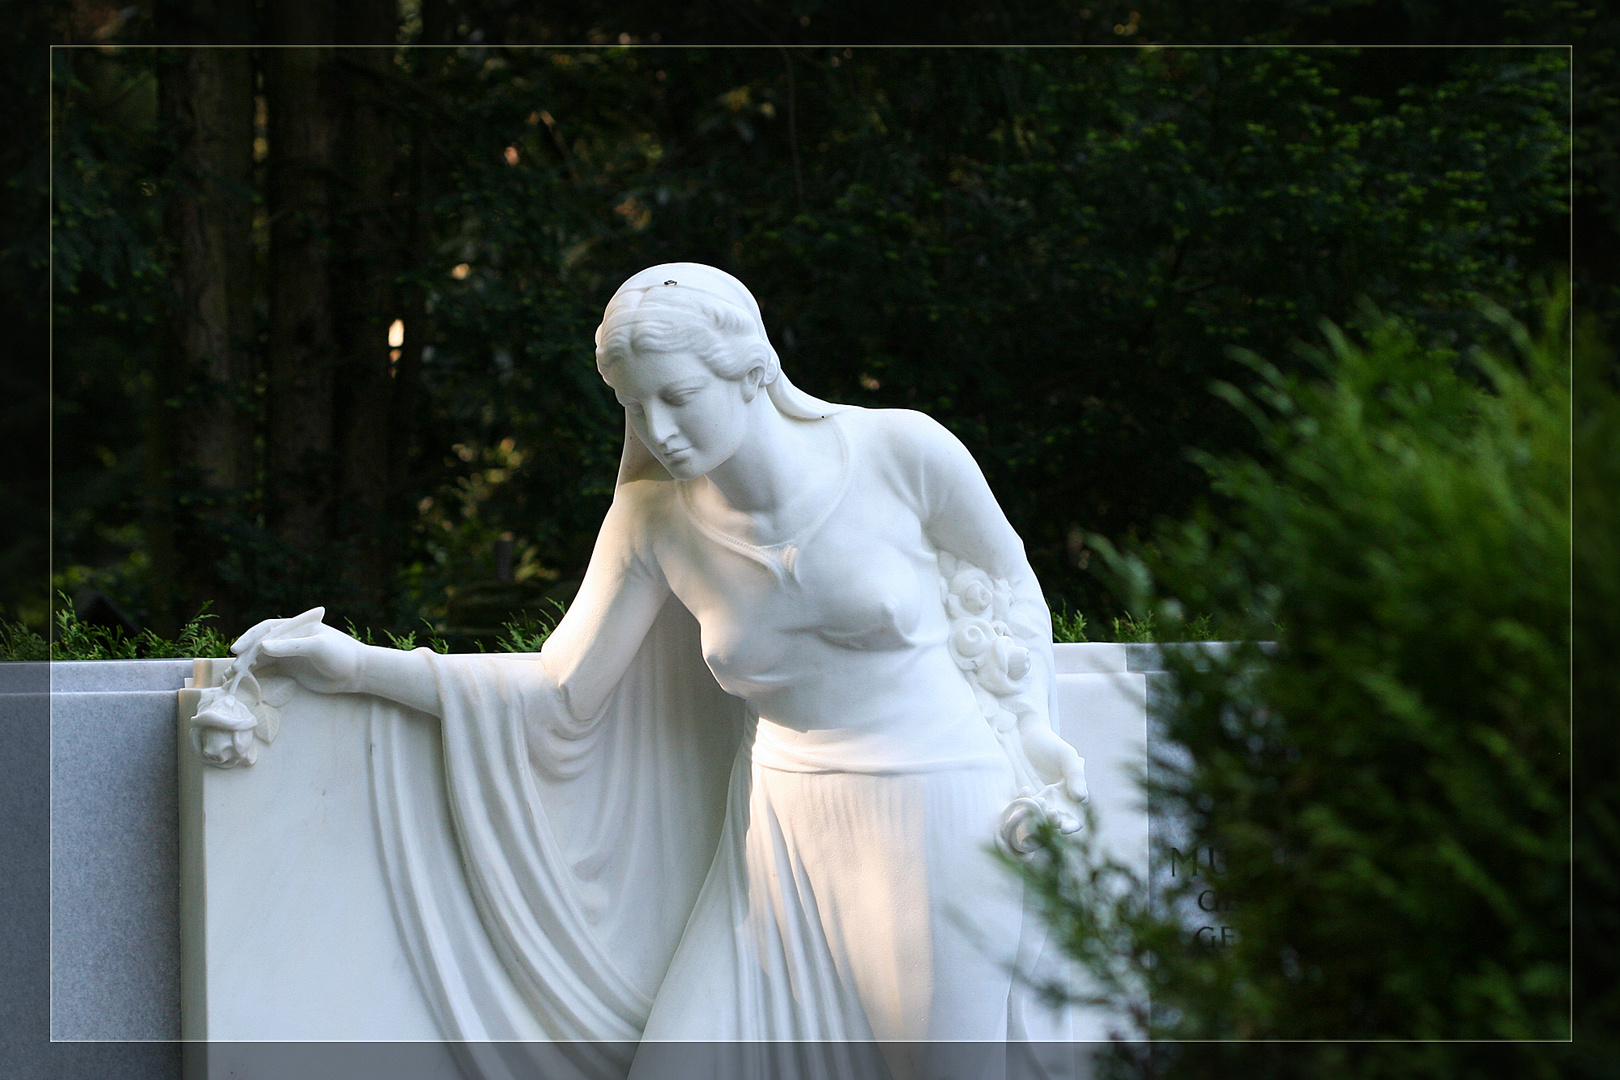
[50,688,184,1040]
[1,664,50,1075]
[1124,644,1163,673]
[48,659,196,694]
[42,659,195,1050]
[0,659,49,694]
[5,660,183,1077]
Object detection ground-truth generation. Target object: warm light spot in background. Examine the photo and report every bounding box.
[388,319,404,374]
[452,263,471,279]
[504,145,520,165]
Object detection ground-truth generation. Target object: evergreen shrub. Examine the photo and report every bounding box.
[1022,297,1574,1077]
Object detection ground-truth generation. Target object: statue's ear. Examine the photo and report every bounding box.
[740,358,767,403]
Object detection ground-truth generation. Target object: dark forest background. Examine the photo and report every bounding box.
[1,4,1614,1077]
[5,0,1600,645]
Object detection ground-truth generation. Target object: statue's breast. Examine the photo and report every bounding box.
[798,533,925,651]
[676,505,941,705]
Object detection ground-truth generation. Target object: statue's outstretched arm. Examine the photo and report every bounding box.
[249,619,444,716]
[243,485,669,727]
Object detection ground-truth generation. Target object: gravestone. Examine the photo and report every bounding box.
[37,642,1174,1078]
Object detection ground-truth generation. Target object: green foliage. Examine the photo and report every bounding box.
[1022,297,1572,1073]
[11,597,236,660]
[344,618,460,655]
[5,605,501,661]
[1570,314,1620,1078]
[1102,610,1217,644]
[1050,606,1090,643]
[45,41,1570,635]
[0,620,49,661]
[379,621,456,655]
[12,590,1197,655]
[341,619,378,648]
[10,593,1199,656]
[492,600,567,653]
[1051,607,1219,643]
[0,8,50,635]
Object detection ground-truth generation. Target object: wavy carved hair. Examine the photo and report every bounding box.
[594,284,782,386]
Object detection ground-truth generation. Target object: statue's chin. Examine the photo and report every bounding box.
[661,455,707,481]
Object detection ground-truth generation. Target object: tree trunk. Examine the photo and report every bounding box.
[331,7,403,617]
[262,12,336,568]
[391,17,450,618]
[152,0,257,633]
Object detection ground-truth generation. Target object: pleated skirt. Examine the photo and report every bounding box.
[636,747,1023,1048]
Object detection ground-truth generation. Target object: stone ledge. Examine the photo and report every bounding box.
[46,660,197,694]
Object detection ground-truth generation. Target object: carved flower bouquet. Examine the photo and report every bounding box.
[938,553,1083,856]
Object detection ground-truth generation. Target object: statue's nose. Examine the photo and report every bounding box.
[643,404,679,448]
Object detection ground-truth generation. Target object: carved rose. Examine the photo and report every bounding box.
[965,631,1030,696]
[1003,640,1031,681]
[186,608,319,768]
[936,553,1082,859]
[945,566,995,621]
[959,578,993,615]
[947,618,995,671]
[992,578,1014,624]
[192,690,261,768]
[996,788,1083,858]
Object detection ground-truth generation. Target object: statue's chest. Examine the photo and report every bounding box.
[661,497,939,691]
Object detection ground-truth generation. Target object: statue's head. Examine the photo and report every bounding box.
[595,263,781,390]
[595,264,783,481]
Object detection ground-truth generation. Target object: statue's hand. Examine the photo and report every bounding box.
[250,621,366,696]
[1021,723,1088,804]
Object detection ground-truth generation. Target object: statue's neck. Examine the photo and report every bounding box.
[692,407,845,546]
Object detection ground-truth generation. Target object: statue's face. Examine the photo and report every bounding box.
[603,347,755,481]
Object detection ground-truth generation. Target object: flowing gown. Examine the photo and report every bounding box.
[370,408,1070,1079]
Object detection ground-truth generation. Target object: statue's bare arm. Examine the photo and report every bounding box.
[250,485,670,725]
[538,483,673,722]
[253,621,445,716]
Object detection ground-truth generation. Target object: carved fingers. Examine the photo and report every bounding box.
[1022,724,1088,805]
[229,606,325,656]
[256,623,364,695]
[1061,748,1089,805]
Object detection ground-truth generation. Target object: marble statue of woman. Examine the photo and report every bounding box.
[241,263,1087,1077]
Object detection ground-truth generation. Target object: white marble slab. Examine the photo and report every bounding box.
[41,644,1162,1063]
[177,644,1152,1046]
[178,659,444,1041]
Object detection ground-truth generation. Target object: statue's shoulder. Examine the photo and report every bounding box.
[606,477,681,545]
[838,408,979,516]
[841,406,969,468]
[841,405,956,448]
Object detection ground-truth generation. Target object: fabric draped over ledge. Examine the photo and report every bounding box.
[369,599,745,1079]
